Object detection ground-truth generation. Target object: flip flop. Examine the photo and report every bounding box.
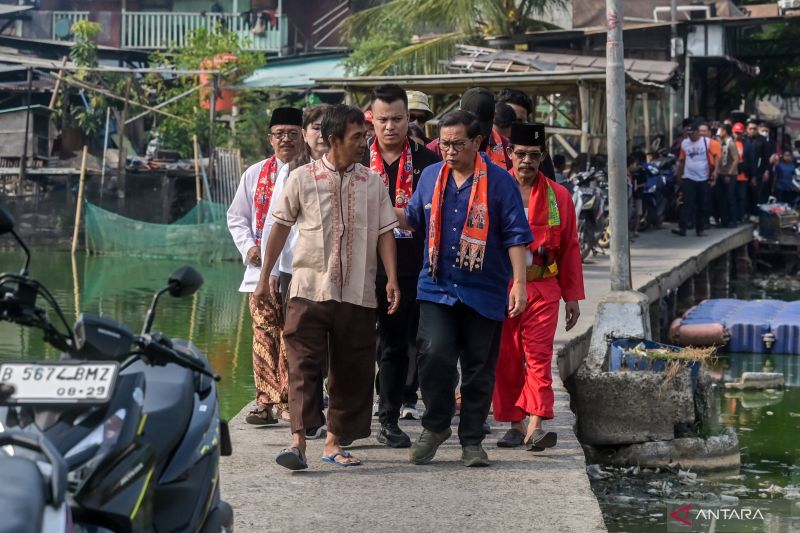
[497,428,525,448]
[526,429,557,451]
[322,451,362,467]
[275,447,308,470]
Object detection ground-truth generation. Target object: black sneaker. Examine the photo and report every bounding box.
[377,423,411,448]
[305,425,327,440]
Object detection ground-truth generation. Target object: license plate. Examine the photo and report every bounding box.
[0,362,118,404]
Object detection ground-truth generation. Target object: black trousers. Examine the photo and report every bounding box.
[679,179,710,234]
[417,301,502,445]
[375,276,419,425]
[714,175,736,226]
[735,180,748,223]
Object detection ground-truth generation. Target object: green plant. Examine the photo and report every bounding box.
[345,0,564,75]
[145,26,268,161]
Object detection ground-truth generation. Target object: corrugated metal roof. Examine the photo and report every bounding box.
[314,69,613,95]
[448,45,679,85]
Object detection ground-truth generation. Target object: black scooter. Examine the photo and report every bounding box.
[0,206,233,533]
[0,430,72,533]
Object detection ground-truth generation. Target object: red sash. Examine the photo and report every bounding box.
[253,156,278,247]
[369,138,414,208]
[487,130,508,168]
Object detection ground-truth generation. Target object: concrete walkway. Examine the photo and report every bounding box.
[220,222,751,533]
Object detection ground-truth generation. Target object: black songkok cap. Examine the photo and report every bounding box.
[269,107,302,128]
[509,122,546,147]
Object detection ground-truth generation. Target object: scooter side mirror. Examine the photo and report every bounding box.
[167,266,204,298]
[0,206,15,235]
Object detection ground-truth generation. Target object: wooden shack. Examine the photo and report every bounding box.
[0,104,54,160]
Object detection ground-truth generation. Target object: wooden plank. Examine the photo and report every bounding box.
[553,133,578,158]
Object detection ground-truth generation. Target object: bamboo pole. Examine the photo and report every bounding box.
[188,291,199,342]
[193,134,202,203]
[100,106,111,201]
[20,67,32,182]
[71,145,89,255]
[38,70,191,124]
[125,83,205,124]
[71,253,81,320]
[47,57,68,110]
[117,77,131,200]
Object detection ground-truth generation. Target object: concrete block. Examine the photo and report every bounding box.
[583,428,740,471]
[572,366,695,446]
[585,290,651,373]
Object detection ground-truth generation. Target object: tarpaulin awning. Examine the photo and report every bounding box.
[241,55,345,89]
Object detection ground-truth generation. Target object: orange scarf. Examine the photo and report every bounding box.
[369,138,414,208]
[428,153,489,280]
[253,155,278,247]
[487,130,508,168]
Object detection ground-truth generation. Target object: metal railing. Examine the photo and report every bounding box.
[52,11,90,41]
[120,11,287,52]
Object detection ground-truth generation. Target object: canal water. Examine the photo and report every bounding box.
[0,250,254,420]
[595,275,800,532]
[1,251,798,530]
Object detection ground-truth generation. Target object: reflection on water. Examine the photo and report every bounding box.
[0,250,254,419]
[715,353,800,491]
[600,352,800,533]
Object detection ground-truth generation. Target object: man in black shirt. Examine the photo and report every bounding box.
[363,84,440,448]
[743,120,771,214]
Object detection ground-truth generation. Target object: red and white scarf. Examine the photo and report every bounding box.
[253,155,278,247]
[369,138,414,208]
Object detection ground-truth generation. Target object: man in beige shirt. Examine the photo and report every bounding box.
[255,104,400,470]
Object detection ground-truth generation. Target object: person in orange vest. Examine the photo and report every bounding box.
[733,122,748,224]
[493,122,585,451]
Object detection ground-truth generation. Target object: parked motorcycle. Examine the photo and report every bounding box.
[640,161,669,230]
[0,206,233,533]
[570,167,608,260]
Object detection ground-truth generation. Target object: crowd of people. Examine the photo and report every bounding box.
[628,117,799,238]
[226,85,585,470]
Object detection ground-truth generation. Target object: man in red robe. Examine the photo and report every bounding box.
[493,122,585,451]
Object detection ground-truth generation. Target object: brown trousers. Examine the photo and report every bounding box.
[283,297,376,437]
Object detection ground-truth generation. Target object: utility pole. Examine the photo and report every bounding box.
[668,0,678,146]
[606,0,630,291]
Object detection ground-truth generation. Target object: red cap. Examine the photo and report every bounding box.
[364,109,373,124]
[732,122,745,133]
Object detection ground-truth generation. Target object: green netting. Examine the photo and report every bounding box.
[84,200,239,261]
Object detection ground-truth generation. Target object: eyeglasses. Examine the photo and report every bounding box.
[409,113,428,123]
[512,150,543,161]
[270,131,300,140]
[439,139,471,153]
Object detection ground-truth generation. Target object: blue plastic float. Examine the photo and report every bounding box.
[669,299,800,354]
[608,338,702,388]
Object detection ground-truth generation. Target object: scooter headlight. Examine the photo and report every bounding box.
[66,409,126,489]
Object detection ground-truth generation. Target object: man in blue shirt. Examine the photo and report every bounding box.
[396,110,532,467]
